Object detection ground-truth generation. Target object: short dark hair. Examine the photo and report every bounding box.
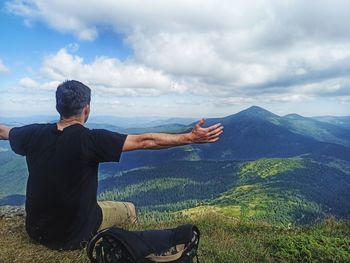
[56,80,91,118]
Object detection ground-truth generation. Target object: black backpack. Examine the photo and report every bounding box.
[86,224,200,263]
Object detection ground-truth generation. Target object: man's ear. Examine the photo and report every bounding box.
[83,104,90,123]
[83,104,90,114]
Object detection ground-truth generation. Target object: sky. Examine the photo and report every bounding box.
[1,0,350,118]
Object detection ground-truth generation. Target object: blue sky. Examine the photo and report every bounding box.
[1,0,350,118]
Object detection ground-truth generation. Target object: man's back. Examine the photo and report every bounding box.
[9,123,127,249]
[0,79,223,251]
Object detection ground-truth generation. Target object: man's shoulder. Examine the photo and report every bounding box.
[8,123,56,155]
[19,123,54,129]
[10,123,51,135]
[38,123,53,128]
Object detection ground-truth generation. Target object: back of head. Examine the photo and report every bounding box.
[56,80,91,118]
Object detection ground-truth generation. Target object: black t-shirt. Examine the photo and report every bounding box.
[8,123,127,250]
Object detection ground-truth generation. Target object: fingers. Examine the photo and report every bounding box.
[195,129,223,143]
[207,123,222,132]
[196,120,223,132]
[208,137,220,143]
[198,136,221,143]
[208,130,223,140]
[208,125,224,137]
[195,118,206,128]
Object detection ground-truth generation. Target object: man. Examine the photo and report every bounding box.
[0,80,224,250]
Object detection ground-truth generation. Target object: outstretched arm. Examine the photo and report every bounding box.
[0,124,11,140]
[122,119,224,152]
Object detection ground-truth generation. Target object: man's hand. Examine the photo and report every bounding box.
[0,124,11,140]
[188,118,224,144]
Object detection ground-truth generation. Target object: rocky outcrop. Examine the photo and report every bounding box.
[0,205,25,218]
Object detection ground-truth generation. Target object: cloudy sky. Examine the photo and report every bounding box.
[1,0,350,118]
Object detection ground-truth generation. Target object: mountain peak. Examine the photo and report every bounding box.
[245,105,269,112]
[237,106,277,118]
[222,105,279,123]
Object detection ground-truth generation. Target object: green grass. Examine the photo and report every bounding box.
[214,183,323,226]
[240,157,305,179]
[268,217,350,263]
[1,213,349,263]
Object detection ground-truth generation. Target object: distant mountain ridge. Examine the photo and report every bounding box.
[116,106,350,171]
[313,115,350,129]
[200,105,350,147]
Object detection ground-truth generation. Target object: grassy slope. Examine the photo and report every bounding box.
[239,157,305,178]
[97,158,350,225]
[0,213,349,263]
[208,157,350,225]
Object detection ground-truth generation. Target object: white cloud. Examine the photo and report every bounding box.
[219,97,257,106]
[6,0,98,40]
[336,96,350,105]
[218,93,312,107]
[5,0,350,107]
[0,59,9,73]
[10,97,52,105]
[19,76,60,90]
[30,48,187,96]
[19,77,39,88]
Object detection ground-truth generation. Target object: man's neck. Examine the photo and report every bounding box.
[57,117,84,131]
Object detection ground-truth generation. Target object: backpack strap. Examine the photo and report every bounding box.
[87,228,155,263]
[86,229,113,263]
[174,224,200,246]
[145,224,200,262]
